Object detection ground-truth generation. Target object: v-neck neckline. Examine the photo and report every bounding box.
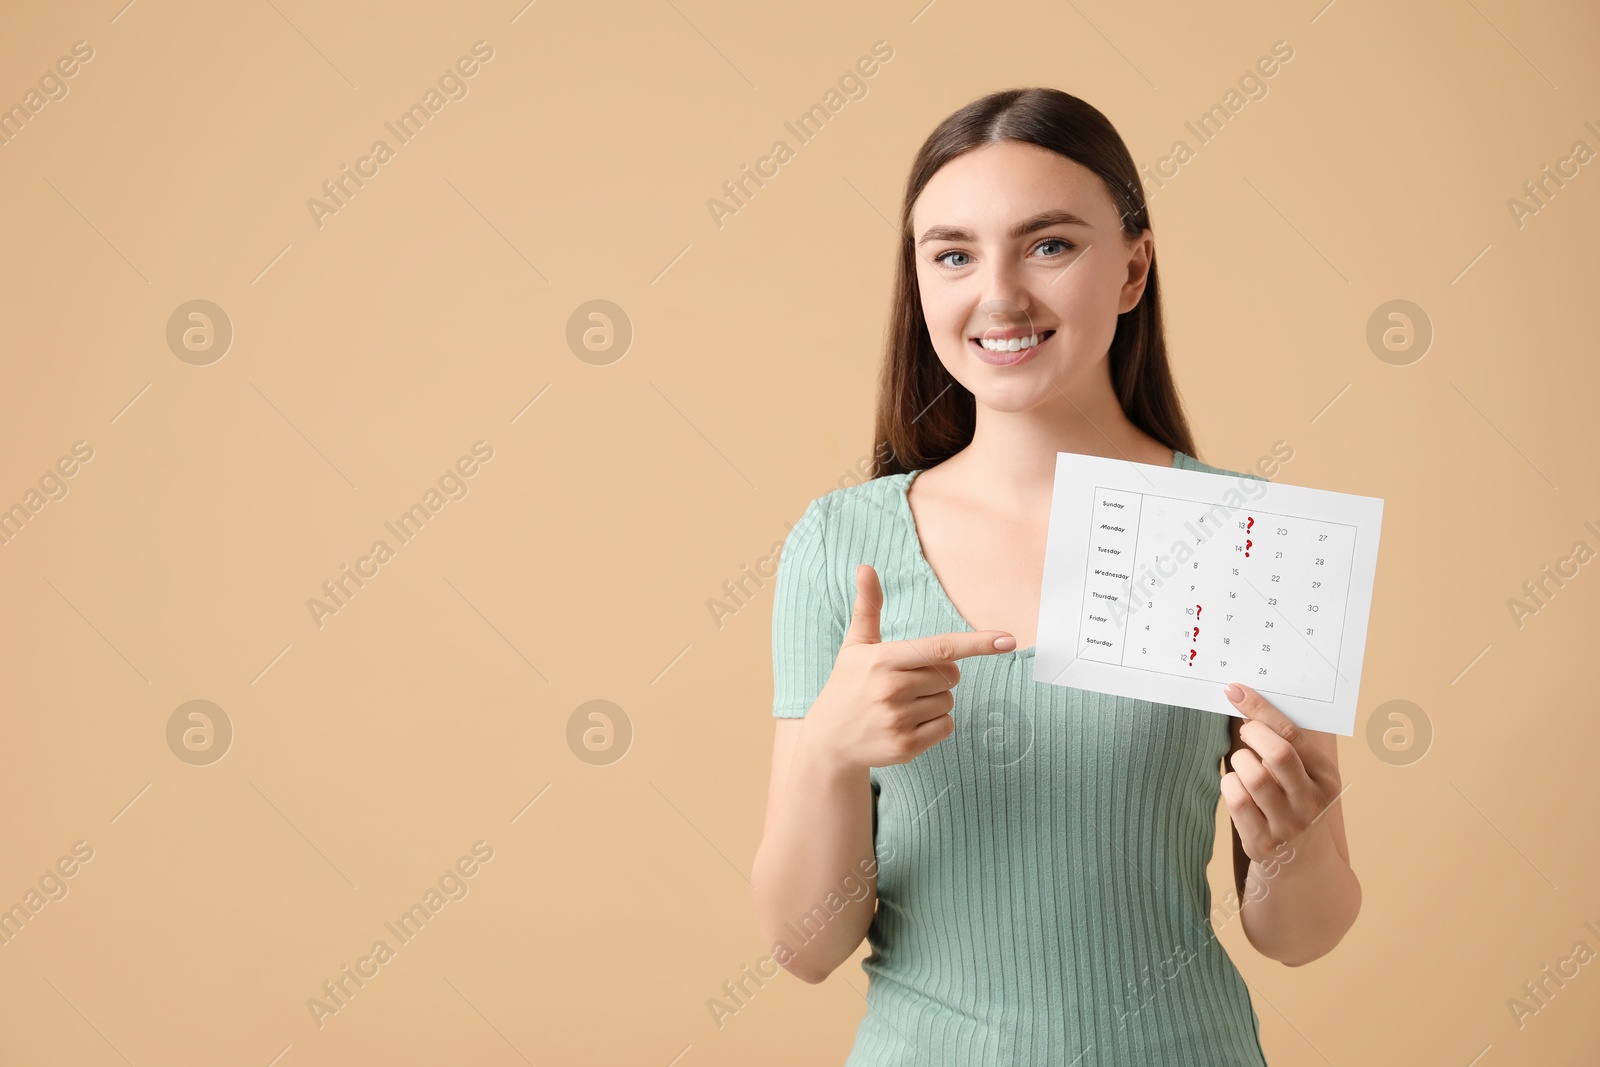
[894,449,1189,660]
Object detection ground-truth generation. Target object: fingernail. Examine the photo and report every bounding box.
[994,635,1016,651]
[1224,683,1244,703]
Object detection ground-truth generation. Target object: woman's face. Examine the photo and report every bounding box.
[910,140,1152,411]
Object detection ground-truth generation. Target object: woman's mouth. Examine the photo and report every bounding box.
[970,329,1055,367]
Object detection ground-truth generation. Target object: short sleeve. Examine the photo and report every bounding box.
[771,497,848,717]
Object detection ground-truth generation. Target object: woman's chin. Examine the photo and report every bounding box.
[966,379,1064,413]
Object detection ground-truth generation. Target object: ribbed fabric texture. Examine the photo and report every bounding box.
[771,450,1270,1067]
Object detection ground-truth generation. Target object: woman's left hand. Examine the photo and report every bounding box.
[1219,682,1344,863]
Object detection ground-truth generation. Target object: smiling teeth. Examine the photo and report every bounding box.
[978,333,1045,352]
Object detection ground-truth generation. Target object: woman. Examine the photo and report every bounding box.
[751,88,1360,1065]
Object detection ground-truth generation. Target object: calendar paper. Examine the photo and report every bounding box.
[1033,452,1384,736]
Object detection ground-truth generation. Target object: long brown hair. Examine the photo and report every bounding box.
[870,87,1196,477]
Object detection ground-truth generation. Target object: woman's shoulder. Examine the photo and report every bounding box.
[1173,449,1268,483]
[774,476,907,610]
[801,472,910,526]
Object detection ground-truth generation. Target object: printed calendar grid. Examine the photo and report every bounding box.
[1086,556,1362,706]
[1077,486,1361,703]
[1229,518,1361,700]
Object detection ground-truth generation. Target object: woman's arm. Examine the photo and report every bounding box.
[1221,683,1361,967]
[752,718,877,984]
[755,562,997,983]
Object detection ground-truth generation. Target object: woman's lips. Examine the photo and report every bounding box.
[970,329,1055,367]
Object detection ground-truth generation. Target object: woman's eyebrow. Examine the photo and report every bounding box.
[916,209,1092,246]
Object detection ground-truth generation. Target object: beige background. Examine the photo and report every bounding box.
[1,0,1596,1063]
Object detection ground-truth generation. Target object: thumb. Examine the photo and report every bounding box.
[845,564,883,645]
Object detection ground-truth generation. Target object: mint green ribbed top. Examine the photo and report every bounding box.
[771,450,1269,1067]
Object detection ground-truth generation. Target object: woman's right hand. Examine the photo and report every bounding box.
[803,563,1017,772]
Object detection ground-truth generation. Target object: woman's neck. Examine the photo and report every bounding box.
[938,377,1168,513]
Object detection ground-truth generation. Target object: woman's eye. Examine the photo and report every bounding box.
[934,240,1075,268]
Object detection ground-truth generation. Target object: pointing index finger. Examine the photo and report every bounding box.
[889,629,1017,669]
